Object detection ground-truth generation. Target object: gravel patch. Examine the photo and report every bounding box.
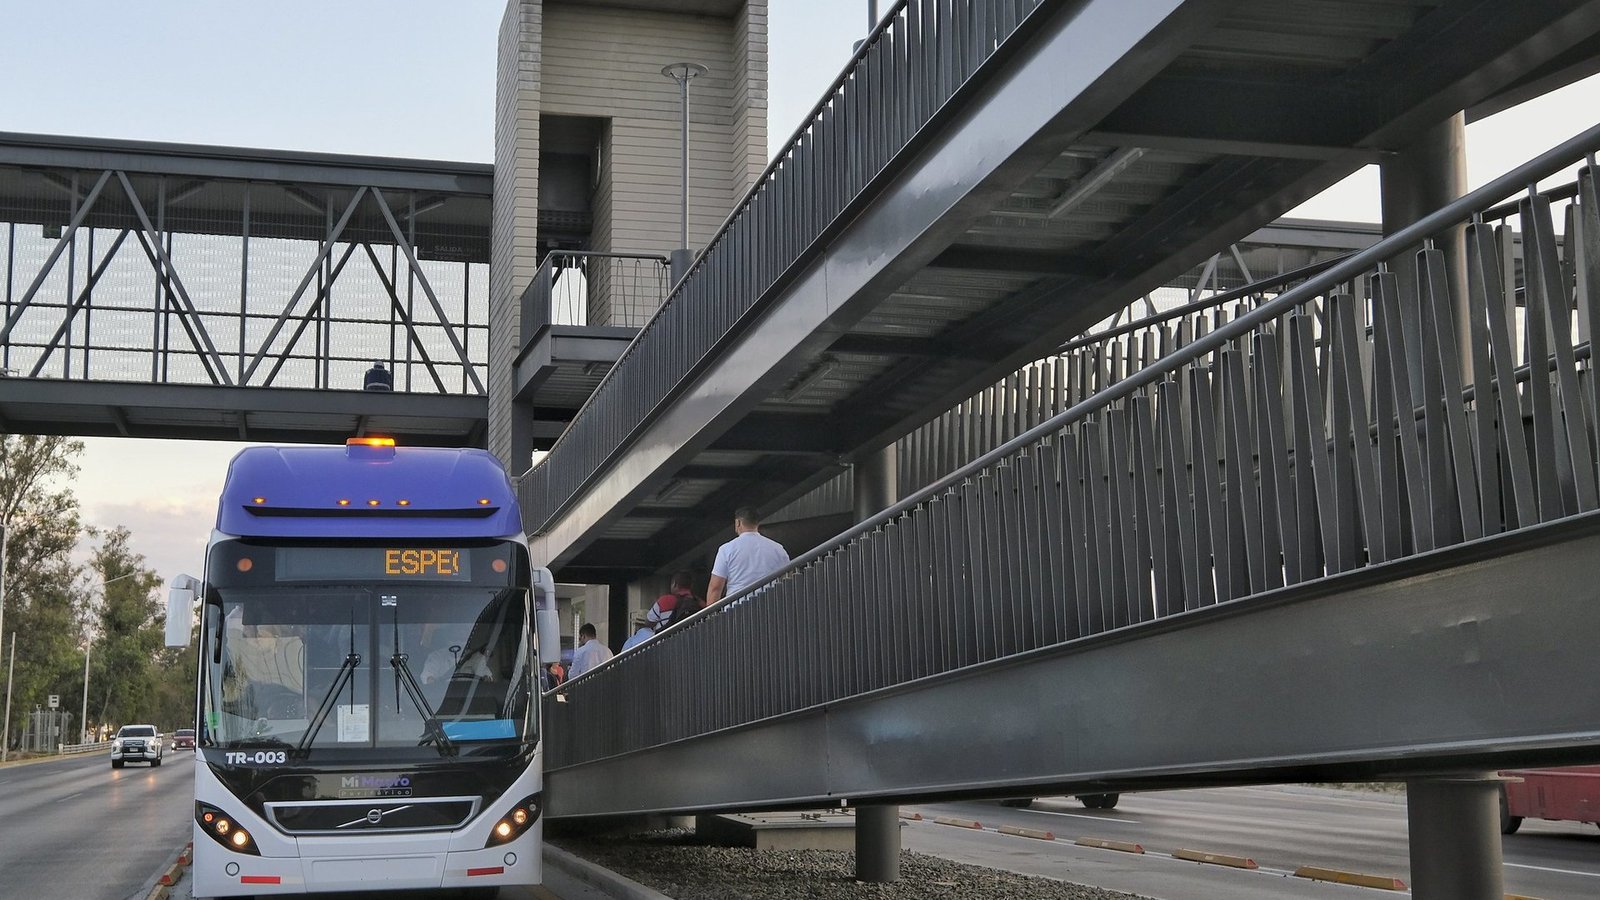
[553,828,1148,900]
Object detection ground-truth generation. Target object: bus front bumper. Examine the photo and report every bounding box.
[192,826,542,896]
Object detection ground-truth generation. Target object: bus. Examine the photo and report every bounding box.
[166,439,559,897]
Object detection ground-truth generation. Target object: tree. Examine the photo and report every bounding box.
[88,527,164,729]
[0,435,89,750]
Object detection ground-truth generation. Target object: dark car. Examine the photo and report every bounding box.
[172,728,196,750]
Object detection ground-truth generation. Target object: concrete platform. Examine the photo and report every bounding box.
[695,810,864,851]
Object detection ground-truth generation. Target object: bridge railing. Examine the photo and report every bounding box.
[519,0,1051,528]
[546,124,1600,769]
[518,251,669,335]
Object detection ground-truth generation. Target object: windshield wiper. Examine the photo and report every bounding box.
[297,611,361,756]
[391,608,457,757]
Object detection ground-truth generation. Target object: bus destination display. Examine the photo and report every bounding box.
[276,546,473,582]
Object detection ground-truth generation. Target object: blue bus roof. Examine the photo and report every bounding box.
[217,445,523,539]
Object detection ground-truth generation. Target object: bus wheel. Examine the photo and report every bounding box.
[1080,793,1120,810]
[1499,789,1522,834]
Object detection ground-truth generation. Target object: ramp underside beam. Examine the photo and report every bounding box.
[546,519,1600,817]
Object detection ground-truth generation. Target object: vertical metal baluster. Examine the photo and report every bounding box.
[1323,294,1368,568]
[1579,167,1600,477]
[1107,409,1137,625]
[1131,392,1168,618]
[1085,418,1115,631]
[1286,313,1332,576]
[1188,368,1226,603]
[1373,271,1430,553]
[1476,223,1540,528]
[958,479,988,662]
[1527,192,1598,512]
[1157,379,1200,608]
[1418,248,1486,539]
[1035,437,1069,643]
[1221,349,1263,596]
[1462,221,1506,535]
[1014,451,1046,648]
[1062,426,1094,636]
[1335,291,1385,564]
[1518,199,1565,521]
[988,464,1019,656]
[1252,328,1293,587]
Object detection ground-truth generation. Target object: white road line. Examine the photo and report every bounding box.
[1021,808,1142,824]
[1505,861,1600,878]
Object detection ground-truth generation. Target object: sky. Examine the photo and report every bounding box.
[0,1,1597,586]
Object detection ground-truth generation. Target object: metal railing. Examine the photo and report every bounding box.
[520,0,1051,528]
[546,124,1600,769]
[0,175,488,394]
[58,738,113,755]
[518,251,670,335]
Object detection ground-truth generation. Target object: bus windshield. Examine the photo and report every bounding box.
[202,542,536,757]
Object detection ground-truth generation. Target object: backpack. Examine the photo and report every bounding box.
[661,592,703,631]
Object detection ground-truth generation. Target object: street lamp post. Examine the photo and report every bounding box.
[80,570,138,744]
[660,61,708,286]
[1,521,10,761]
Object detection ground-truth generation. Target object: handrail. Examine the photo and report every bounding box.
[1057,256,1348,353]
[559,121,1600,667]
[520,0,1052,528]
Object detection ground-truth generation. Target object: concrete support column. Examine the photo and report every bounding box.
[1380,112,1470,371]
[1406,773,1504,899]
[607,580,629,653]
[852,444,900,883]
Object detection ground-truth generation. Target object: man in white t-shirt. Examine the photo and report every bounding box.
[706,507,791,605]
[569,622,613,677]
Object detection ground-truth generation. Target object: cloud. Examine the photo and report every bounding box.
[86,496,214,588]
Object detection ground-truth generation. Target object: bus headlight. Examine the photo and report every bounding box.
[196,802,260,855]
[485,792,541,847]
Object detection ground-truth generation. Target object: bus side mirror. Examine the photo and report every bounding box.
[537,609,561,666]
[532,566,561,665]
[166,585,196,649]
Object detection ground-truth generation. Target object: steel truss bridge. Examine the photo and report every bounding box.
[0,133,493,444]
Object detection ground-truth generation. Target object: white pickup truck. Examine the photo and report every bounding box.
[110,724,163,768]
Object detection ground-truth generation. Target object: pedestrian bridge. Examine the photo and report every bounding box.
[534,0,1600,835]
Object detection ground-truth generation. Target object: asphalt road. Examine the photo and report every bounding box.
[0,750,195,900]
[905,786,1600,899]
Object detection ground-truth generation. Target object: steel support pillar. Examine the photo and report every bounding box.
[669,248,694,290]
[1406,774,1504,899]
[1380,112,1469,369]
[852,444,900,883]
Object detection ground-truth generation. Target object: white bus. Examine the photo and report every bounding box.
[168,439,559,897]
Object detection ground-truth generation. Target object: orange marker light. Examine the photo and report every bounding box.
[367,499,381,507]
[478,498,491,506]
[346,437,397,448]
[236,558,254,573]
[337,499,351,507]
[397,499,411,507]
[252,497,266,505]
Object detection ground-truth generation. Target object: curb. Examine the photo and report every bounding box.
[1172,848,1258,870]
[933,816,983,829]
[129,842,189,900]
[1075,837,1145,854]
[1293,865,1406,890]
[546,843,675,900]
[996,825,1055,841]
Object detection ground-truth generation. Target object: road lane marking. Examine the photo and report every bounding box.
[61,791,82,800]
[1506,862,1600,878]
[1022,808,1141,824]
